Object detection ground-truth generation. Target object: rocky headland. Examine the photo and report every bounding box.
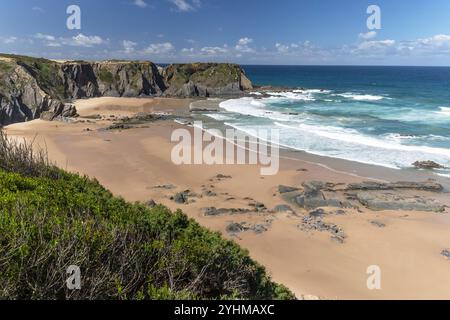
[0,54,252,126]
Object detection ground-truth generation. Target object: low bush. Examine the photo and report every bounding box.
[0,130,294,300]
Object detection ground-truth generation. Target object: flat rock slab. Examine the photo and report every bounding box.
[356,192,446,212]
[203,207,252,216]
[347,180,443,192]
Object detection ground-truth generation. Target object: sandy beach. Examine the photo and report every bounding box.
[5,97,450,300]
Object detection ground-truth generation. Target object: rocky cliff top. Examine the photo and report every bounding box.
[0,54,253,126]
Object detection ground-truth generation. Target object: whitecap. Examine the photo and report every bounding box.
[336,93,386,101]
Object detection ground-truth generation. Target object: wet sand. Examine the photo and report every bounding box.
[5,97,450,300]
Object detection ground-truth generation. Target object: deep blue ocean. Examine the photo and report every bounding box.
[210,66,450,176]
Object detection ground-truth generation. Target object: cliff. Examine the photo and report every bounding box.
[0,54,252,126]
[162,63,253,97]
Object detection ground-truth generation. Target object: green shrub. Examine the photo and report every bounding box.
[0,131,294,300]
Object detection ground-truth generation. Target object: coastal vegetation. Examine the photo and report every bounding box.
[0,130,294,300]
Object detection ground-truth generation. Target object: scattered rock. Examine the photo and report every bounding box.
[215,174,232,180]
[309,209,327,218]
[203,207,252,216]
[153,184,176,190]
[299,216,347,243]
[369,220,386,228]
[274,204,295,213]
[225,222,270,235]
[226,222,248,234]
[171,190,193,204]
[331,236,345,244]
[252,224,269,234]
[249,202,266,212]
[441,249,450,259]
[203,189,217,197]
[413,161,445,170]
[278,185,300,194]
[103,113,173,131]
[83,114,102,120]
[146,200,157,208]
[104,123,134,131]
[356,192,445,212]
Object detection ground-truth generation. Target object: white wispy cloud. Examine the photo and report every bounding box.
[235,37,254,53]
[33,33,107,48]
[122,40,138,53]
[275,43,290,53]
[32,6,45,13]
[359,31,377,40]
[144,42,175,54]
[1,36,18,44]
[70,34,106,47]
[133,0,148,8]
[35,33,56,41]
[200,45,229,55]
[168,0,201,12]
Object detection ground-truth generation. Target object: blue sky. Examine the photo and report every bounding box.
[1,0,450,65]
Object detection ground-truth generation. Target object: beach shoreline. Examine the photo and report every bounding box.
[5,96,450,300]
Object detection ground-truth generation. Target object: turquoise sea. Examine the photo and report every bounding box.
[208,66,450,177]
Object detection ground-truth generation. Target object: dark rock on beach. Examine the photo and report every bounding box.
[278,185,300,194]
[226,222,270,235]
[413,161,446,170]
[274,204,295,213]
[309,209,327,218]
[294,181,347,210]
[369,220,386,228]
[171,190,196,204]
[356,192,445,212]
[441,249,450,259]
[346,180,443,192]
[203,207,252,216]
[153,184,176,190]
[146,200,157,208]
[226,222,248,234]
[299,215,347,244]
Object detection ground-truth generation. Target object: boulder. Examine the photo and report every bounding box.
[369,220,386,228]
[146,200,157,208]
[413,161,445,170]
[278,185,300,194]
[273,204,295,213]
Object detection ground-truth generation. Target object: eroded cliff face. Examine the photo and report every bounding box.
[0,58,65,125]
[0,54,253,126]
